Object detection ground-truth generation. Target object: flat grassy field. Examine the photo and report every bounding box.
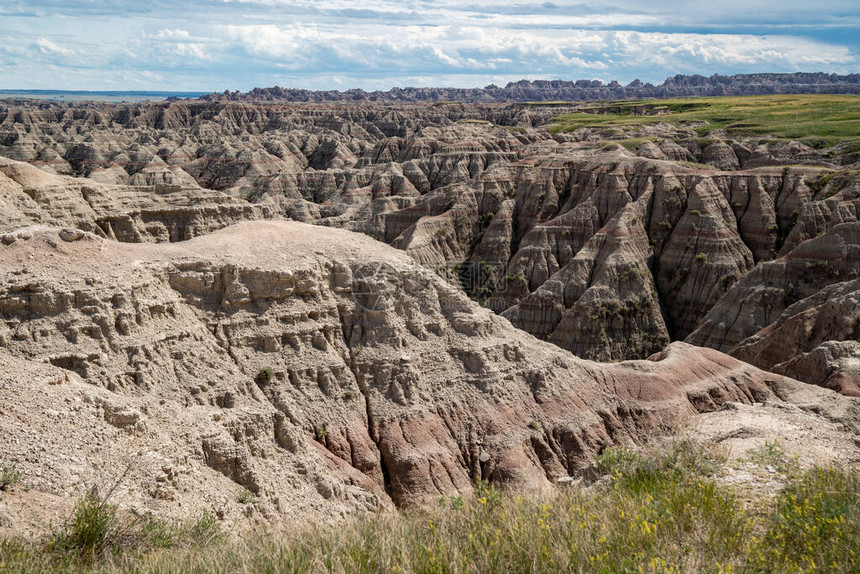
[550,95,860,146]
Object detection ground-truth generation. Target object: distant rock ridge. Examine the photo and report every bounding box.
[202,73,860,103]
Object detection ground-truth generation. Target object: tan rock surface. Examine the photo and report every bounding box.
[1,98,858,391]
[1,221,858,535]
[0,157,274,241]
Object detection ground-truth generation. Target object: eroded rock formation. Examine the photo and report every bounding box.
[3,222,857,529]
[0,98,858,395]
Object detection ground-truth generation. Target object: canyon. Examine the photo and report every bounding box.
[0,95,858,530]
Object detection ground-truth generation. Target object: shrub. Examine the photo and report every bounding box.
[695,252,708,264]
[745,439,799,476]
[0,461,22,491]
[595,444,642,477]
[48,469,223,562]
[238,488,256,505]
[783,283,800,306]
[256,367,274,384]
[314,424,328,441]
[181,511,222,547]
[51,489,119,558]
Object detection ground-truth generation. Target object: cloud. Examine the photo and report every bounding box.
[34,38,73,56]
[219,24,853,76]
[0,0,856,90]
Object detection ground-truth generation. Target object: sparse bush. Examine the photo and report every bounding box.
[51,489,119,558]
[783,283,800,305]
[595,444,642,477]
[181,511,222,547]
[46,467,223,563]
[504,270,528,285]
[745,439,799,476]
[695,252,708,264]
[238,488,256,505]
[256,367,274,384]
[314,424,328,441]
[0,461,22,491]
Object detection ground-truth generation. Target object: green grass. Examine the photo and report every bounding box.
[751,466,860,572]
[550,95,860,145]
[2,440,858,573]
[743,439,800,476]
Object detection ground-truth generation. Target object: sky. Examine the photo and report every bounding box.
[0,0,858,92]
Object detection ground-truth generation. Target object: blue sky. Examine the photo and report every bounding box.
[0,0,858,91]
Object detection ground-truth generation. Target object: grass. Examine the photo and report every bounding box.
[1,440,858,572]
[550,94,860,146]
[3,485,223,571]
[752,466,860,572]
[743,439,800,476]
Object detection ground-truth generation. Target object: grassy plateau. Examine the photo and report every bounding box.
[549,95,860,148]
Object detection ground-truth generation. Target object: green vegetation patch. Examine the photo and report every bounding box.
[550,95,860,146]
[2,440,859,573]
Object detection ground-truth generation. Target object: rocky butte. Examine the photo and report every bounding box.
[0,88,858,534]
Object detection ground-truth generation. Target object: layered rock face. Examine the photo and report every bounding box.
[0,157,272,241]
[688,172,860,394]
[3,222,858,527]
[1,99,858,394]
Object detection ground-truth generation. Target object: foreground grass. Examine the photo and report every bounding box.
[1,441,858,573]
[550,94,860,146]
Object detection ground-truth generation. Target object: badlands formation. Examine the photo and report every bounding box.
[0,97,859,529]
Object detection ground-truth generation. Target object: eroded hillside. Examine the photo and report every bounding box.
[1,96,858,391]
[2,222,858,530]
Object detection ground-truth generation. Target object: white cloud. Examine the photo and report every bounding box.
[220,24,854,76]
[34,37,73,56]
[154,29,192,40]
[0,0,856,90]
